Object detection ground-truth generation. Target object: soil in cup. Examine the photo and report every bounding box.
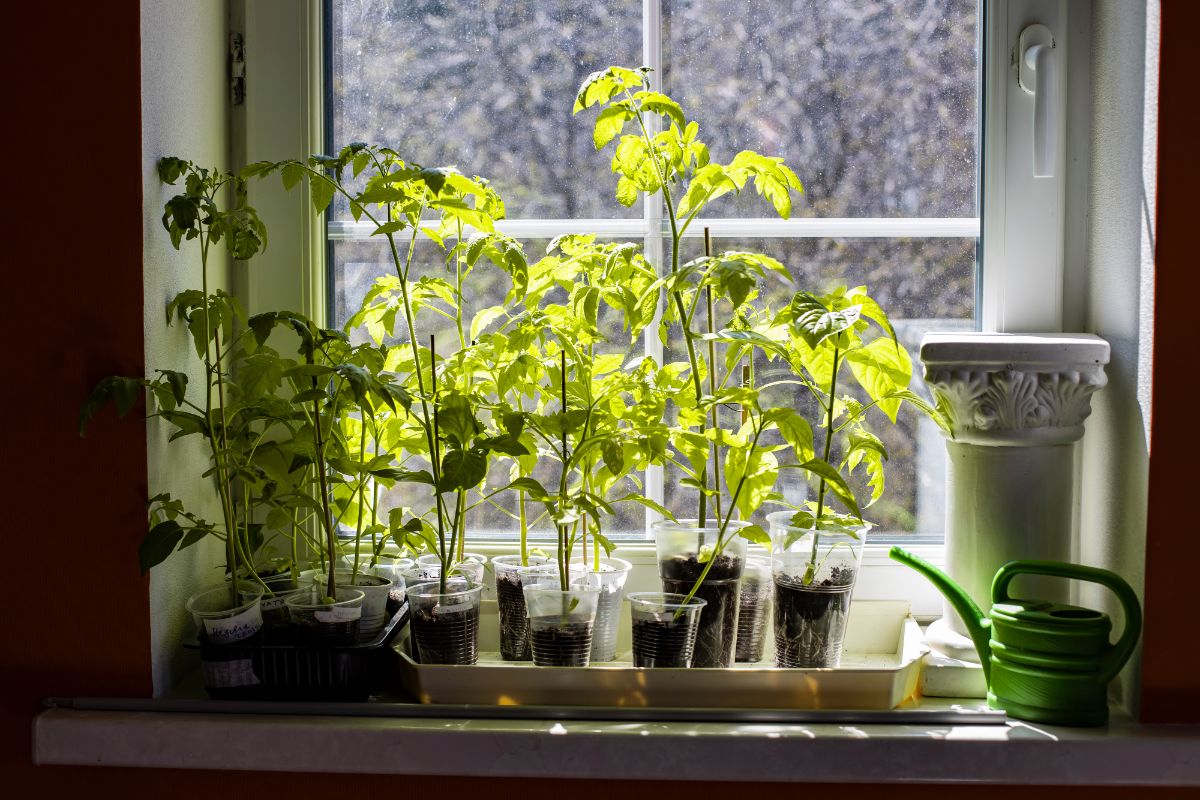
[660,554,742,667]
[412,604,480,665]
[530,617,594,666]
[735,573,771,663]
[773,566,855,668]
[496,572,533,661]
[291,615,360,647]
[631,616,698,668]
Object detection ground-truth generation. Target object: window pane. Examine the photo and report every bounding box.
[330,0,642,219]
[663,0,979,218]
[661,237,975,535]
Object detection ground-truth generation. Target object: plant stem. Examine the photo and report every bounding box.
[811,346,841,572]
[627,90,708,524]
[309,373,337,600]
[558,349,569,592]
[704,227,723,527]
[429,334,447,595]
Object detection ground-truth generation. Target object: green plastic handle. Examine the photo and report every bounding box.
[992,560,1142,684]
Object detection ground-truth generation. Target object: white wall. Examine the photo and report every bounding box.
[1076,0,1159,716]
[141,0,231,695]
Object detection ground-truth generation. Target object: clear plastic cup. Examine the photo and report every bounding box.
[408,555,485,587]
[768,510,868,668]
[628,592,708,668]
[582,557,632,663]
[653,519,748,667]
[735,555,772,663]
[492,554,552,661]
[284,586,364,646]
[408,578,481,665]
[187,584,265,646]
[523,584,600,667]
[315,570,393,641]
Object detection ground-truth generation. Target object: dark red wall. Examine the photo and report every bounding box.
[1139,0,1200,723]
[0,0,152,792]
[1,1,1196,795]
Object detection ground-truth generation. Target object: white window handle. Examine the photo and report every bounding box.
[1018,24,1057,179]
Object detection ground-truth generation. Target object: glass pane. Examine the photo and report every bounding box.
[663,0,979,218]
[661,237,976,535]
[329,0,642,219]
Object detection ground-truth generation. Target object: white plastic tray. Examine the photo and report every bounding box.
[399,600,927,710]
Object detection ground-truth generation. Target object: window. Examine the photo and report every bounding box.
[321,0,981,543]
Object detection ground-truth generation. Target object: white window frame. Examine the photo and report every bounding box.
[237,0,1071,617]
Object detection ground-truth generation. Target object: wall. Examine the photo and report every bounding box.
[1075,0,1158,715]
[0,0,151,789]
[140,0,233,696]
[1140,0,1200,722]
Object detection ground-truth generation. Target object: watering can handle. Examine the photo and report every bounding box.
[992,560,1142,684]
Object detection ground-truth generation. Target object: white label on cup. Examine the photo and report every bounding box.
[202,606,263,645]
[315,605,362,623]
[202,658,261,688]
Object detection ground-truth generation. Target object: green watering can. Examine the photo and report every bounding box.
[890,547,1142,726]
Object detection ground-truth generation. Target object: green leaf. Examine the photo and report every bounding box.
[470,306,506,341]
[436,393,479,447]
[633,91,685,129]
[724,446,779,520]
[438,449,487,492]
[763,407,815,462]
[593,105,632,149]
[140,520,184,573]
[309,175,336,213]
[601,439,624,474]
[615,176,639,207]
[844,338,912,422]
[573,66,646,113]
[281,162,304,191]
[786,459,862,521]
[738,524,771,547]
[788,292,862,349]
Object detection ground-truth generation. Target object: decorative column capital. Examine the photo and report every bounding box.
[920,333,1110,446]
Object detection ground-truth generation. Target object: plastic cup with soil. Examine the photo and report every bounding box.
[581,557,632,663]
[523,583,600,667]
[188,583,265,646]
[653,519,748,668]
[235,573,302,633]
[408,578,481,665]
[767,510,867,668]
[316,570,394,641]
[628,592,707,668]
[492,554,552,661]
[371,557,412,615]
[409,557,486,587]
[735,555,772,663]
[284,586,365,647]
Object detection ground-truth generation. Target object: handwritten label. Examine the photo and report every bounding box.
[202,606,263,645]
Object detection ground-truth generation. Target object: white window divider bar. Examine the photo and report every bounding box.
[327,216,981,242]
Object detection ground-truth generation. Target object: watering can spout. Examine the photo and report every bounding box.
[889,546,992,681]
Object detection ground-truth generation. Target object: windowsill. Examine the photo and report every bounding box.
[33,697,1200,785]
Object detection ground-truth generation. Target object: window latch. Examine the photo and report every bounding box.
[1017,23,1057,179]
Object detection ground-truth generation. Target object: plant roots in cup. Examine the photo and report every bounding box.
[773,566,856,668]
[496,572,533,661]
[412,604,480,665]
[660,554,742,668]
[530,618,594,667]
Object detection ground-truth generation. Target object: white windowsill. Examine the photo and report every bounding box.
[33,698,1200,785]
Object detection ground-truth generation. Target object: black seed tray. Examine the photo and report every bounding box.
[187,601,409,702]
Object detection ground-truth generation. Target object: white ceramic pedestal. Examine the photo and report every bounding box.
[918,333,1109,674]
